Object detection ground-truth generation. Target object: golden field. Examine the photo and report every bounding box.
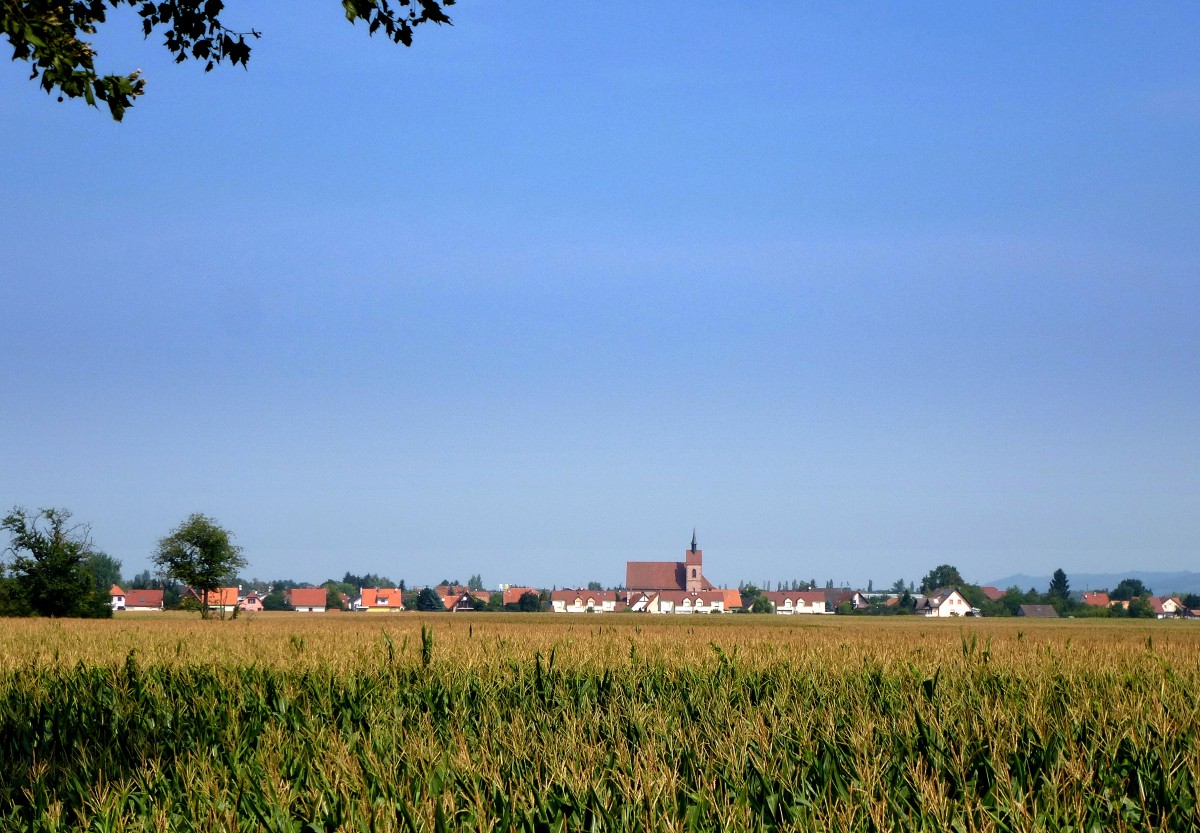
[1,613,1197,831]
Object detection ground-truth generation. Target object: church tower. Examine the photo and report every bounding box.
[684,528,703,592]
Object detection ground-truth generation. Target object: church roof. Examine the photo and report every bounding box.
[626,561,715,591]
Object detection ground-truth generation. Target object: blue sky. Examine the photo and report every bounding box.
[2,3,1197,590]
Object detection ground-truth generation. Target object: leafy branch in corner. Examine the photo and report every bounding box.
[2,0,455,121]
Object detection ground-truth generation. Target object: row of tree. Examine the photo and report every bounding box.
[2,508,245,619]
[8,508,1195,619]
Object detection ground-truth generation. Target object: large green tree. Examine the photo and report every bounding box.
[919,564,964,594]
[152,513,246,619]
[1048,568,1070,602]
[1110,578,1149,601]
[3,0,455,120]
[415,587,445,611]
[1,507,112,617]
[83,550,122,594]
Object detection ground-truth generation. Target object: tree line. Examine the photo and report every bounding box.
[6,507,1195,618]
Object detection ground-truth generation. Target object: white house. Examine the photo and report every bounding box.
[763,590,828,615]
[628,590,737,614]
[550,589,623,613]
[918,588,972,618]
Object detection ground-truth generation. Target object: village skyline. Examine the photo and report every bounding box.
[5,5,1197,594]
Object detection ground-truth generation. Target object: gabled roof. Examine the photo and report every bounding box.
[826,589,869,608]
[764,590,826,606]
[190,587,239,606]
[626,561,714,591]
[978,586,1005,601]
[286,587,326,607]
[1018,604,1059,618]
[654,590,729,605]
[1081,591,1110,607]
[437,589,482,610]
[109,584,125,596]
[551,589,622,604]
[124,588,164,608]
[357,587,402,607]
[716,588,742,610]
[626,561,685,590]
[502,587,540,605]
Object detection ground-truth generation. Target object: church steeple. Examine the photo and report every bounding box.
[685,528,703,591]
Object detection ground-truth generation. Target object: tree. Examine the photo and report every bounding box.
[516,591,540,612]
[1048,568,1070,601]
[750,595,774,614]
[152,514,246,619]
[889,578,907,594]
[1110,578,1149,601]
[586,581,603,591]
[920,564,964,593]
[1,507,111,617]
[1182,593,1200,610]
[83,550,122,594]
[262,590,291,611]
[324,584,344,610]
[3,0,455,121]
[415,587,444,611]
[1126,596,1155,619]
[467,573,484,591]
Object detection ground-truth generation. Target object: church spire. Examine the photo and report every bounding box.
[690,528,698,553]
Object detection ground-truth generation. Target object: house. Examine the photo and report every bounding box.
[979,586,1005,602]
[762,590,827,615]
[1081,591,1111,607]
[826,589,870,612]
[124,588,164,611]
[437,588,484,612]
[1148,597,1184,619]
[110,585,164,612]
[1017,604,1059,618]
[238,591,264,612]
[285,587,327,613]
[501,586,541,606]
[550,589,625,613]
[917,588,972,618]
[626,530,714,594]
[187,587,239,614]
[352,587,404,612]
[627,589,734,614]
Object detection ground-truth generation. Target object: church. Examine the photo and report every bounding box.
[626,530,714,592]
[625,532,740,613]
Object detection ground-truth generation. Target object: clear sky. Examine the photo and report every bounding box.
[2,3,1197,590]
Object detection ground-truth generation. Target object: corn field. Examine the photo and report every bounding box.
[0,615,1196,831]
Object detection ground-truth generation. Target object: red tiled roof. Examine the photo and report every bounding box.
[655,590,730,606]
[626,561,683,590]
[626,562,714,591]
[764,590,826,607]
[124,589,164,608]
[979,586,1005,601]
[109,585,125,596]
[358,588,403,608]
[1081,591,1110,607]
[286,588,326,607]
[503,587,540,605]
[550,589,622,604]
[193,587,238,606]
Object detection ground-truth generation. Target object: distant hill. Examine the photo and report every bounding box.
[986,570,1200,596]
